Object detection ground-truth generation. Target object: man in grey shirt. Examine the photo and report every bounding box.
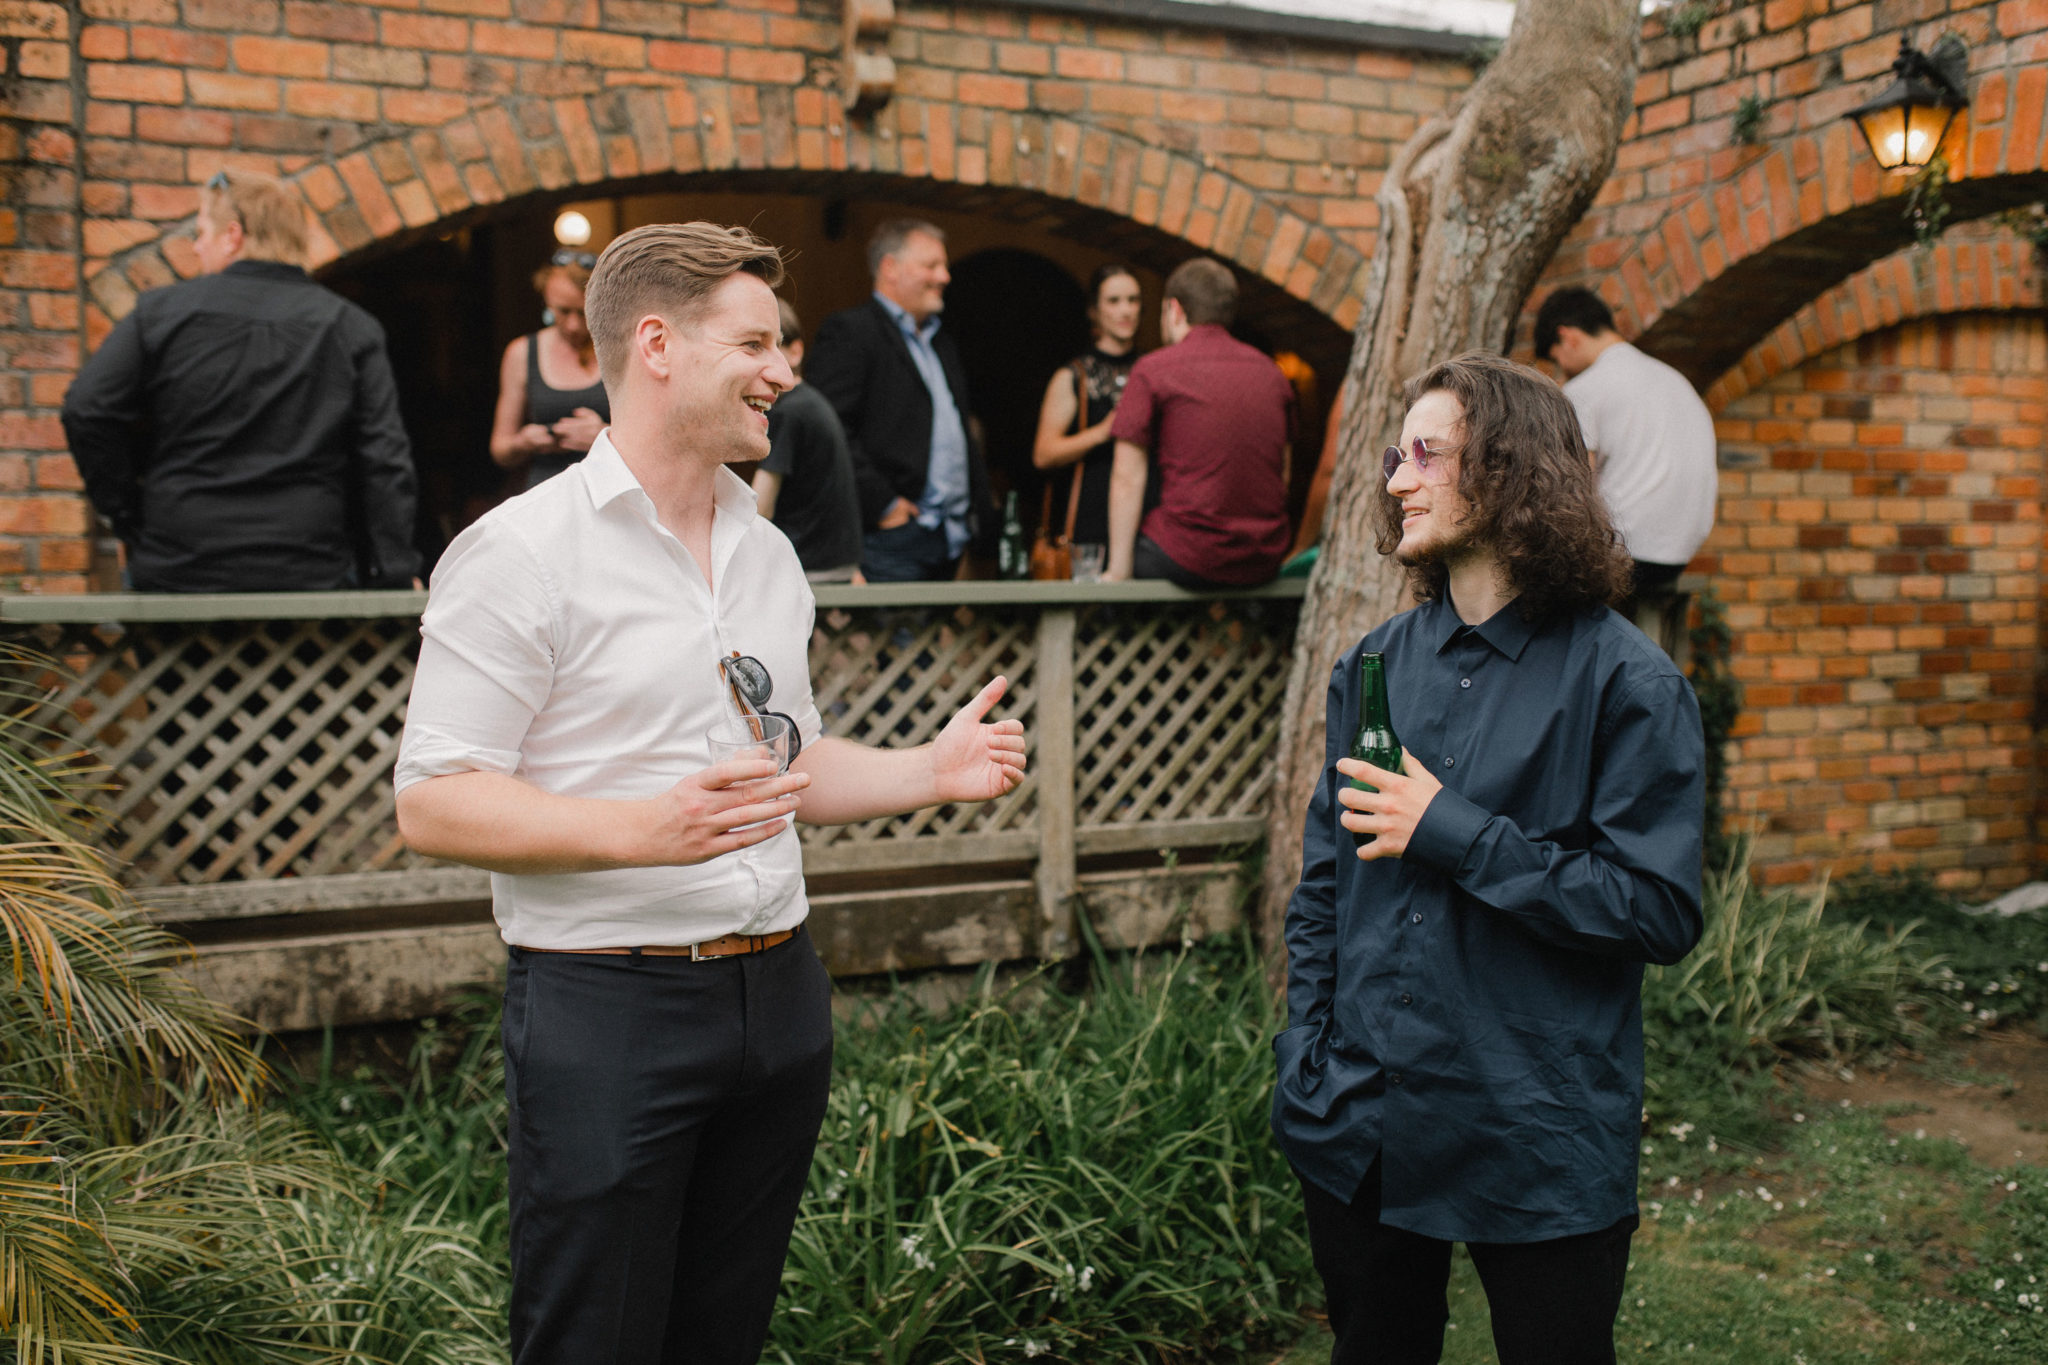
[1535,287,1718,601]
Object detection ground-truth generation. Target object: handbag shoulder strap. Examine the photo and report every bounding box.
[1064,361,1088,542]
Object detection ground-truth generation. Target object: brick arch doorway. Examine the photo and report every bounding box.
[309,172,1354,570]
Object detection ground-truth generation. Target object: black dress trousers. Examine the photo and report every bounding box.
[503,928,834,1365]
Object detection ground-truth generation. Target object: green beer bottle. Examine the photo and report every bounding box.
[1348,652,1401,847]
[997,491,1028,580]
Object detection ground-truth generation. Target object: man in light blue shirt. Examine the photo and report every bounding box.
[807,220,989,581]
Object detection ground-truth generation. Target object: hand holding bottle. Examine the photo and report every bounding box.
[1336,749,1439,860]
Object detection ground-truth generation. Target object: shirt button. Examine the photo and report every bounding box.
[1443,756,1455,768]
[1460,678,1471,689]
[1390,1072,1404,1086]
[1399,992,1413,1006]
[1410,912,1423,925]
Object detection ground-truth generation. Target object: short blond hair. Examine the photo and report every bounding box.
[585,222,786,387]
[198,170,308,267]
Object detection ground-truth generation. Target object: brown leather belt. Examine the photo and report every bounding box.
[518,930,796,962]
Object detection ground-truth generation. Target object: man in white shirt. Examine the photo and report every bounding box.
[1534,287,1720,602]
[393,222,1026,1365]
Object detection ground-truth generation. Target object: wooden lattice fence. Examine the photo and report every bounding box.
[1,581,1303,1029]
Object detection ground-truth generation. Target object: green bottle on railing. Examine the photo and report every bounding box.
[1348,652,1401,847]
[997,491,1028,580]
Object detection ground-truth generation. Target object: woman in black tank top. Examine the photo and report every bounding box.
[489,250,612,490]
[1032,264,1143,547]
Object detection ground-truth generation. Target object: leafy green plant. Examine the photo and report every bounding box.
[1731,94,1765,147]
[774,933,1314,1363]
[1642,847,1940,1131]
[1686,586,1740,873]
[1830,869,2048,1032]
[1662,1,1718,41]
[0,643,499,1362]
[1908,153,1953,248]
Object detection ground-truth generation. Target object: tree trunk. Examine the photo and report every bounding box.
[1256,0,1642,959]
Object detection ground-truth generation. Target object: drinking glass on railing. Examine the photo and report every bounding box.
[1071,543,1107,582]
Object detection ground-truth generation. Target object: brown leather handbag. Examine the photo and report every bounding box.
[1028,362,1089,580]
[1028,482,1071,580]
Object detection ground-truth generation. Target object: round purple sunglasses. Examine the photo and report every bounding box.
[1381,436,1456,483]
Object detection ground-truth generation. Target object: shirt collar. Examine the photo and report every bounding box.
[1426,592,1537,661]
[580,430,641,509]
[579,429,759,527]
[874,291,939,341]
[223,259,309,282]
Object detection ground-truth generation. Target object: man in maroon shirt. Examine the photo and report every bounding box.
[1103,257,1295,588]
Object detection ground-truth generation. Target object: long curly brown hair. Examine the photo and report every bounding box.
[1372,350,1633,620]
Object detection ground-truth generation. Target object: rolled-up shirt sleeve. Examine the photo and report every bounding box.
[394,519,559,792]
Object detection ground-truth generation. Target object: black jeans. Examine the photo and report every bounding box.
[503,929,835,1365]
[1133,534,1234,592]
[1297,1162,1637,1365]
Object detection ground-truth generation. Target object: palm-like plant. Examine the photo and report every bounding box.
[0,642,502,1363]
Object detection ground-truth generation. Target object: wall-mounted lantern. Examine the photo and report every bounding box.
[1845,34,1970,172]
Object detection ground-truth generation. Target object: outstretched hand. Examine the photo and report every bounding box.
[1335,748,1441,861]
[929,676,1028,803]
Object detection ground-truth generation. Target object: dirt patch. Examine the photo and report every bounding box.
[1794,1027,2048,1168]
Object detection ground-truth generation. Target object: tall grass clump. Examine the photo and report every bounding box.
[0,642,500,1363]
[772,931,1314,1364]
[1641,844,1941,1135]
[1830,868,2048,1033]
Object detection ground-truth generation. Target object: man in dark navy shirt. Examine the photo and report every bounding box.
[1273,351,1705,1364]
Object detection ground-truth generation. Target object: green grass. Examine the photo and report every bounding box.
[1276,1098,2048,1364]
[279,936,1320,1364]
[265,874,2048,1364]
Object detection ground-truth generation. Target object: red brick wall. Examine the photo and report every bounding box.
[1703,310,2045,893]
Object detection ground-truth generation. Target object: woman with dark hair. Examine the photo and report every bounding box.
[1030,263,1143,557]
[489,249,611,490]
[1275,350,1702,1365]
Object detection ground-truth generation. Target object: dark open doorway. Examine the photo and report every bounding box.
[944,248,1091,535]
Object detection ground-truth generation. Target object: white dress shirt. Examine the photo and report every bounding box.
[1563,341,1720,567]
[395,432,824,950]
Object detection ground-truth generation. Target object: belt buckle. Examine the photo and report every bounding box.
[690,940,704,962]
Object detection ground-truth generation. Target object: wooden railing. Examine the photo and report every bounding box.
[2,581,1303,1029]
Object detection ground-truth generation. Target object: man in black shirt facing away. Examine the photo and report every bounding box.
[753,299,862,582]
[61,170,419,593]
[1273,351,1705,1365]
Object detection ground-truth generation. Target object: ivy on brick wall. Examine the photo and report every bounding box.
[1687,585,1739,874]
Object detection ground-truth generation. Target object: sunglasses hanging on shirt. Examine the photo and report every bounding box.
[719,652,802,762]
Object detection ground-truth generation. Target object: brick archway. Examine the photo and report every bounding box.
[1536,3,2048,391]
[1704,225,2047,412]
[82,80,1369,368]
